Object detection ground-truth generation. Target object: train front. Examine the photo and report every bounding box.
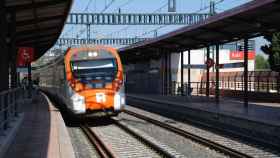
[65,46,125,116]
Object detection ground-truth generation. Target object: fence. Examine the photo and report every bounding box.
[0,88,27,135]
[201,71,280,94]
[169,71,280,96]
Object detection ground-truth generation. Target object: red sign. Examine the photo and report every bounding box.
[17,47,34,67]
[230,51,255,60]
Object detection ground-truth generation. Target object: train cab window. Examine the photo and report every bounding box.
[70,59,117,89]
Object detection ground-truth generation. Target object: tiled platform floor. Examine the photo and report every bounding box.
[5,93,75,158]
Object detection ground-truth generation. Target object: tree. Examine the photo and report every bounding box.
[261,32,280,72]
[255,54,269,70]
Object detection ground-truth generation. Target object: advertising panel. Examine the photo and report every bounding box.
[230,51,255,60]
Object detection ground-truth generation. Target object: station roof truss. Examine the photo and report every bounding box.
[56,37,151,46]
[119,0,280,56]
[9,0,72,60]
[66,13,211,25]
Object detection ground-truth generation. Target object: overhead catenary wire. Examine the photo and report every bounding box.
[77,0,116,39]
[62,0,94,38]
[106,0,168,38]
[135,0,226,39]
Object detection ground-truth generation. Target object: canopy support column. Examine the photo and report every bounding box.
[28,62,32,98]
[244,38,249,109]
[206,46,210,97]
[188,50,191,96]
[180,51,184,96]
[215,44,220,104]
[0,2,9,92]
[7,12,17,88]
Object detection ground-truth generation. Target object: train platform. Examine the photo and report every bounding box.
[126,94,280,145]
[3,92,75,158]
[127,94,280,125]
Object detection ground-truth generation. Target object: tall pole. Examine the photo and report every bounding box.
[180,51,184,95]
[188,50,191,95]
[7,12,17,88]
[168,0,176,12]
[168,52,172,95]
[244,38,249,108]
[206,46,210,97]
[210,0,215,16]
[28,62,32,98]
[0,2,9,92]
[215,44,220,104]
[164,52,168,95]
[87,24,90,43]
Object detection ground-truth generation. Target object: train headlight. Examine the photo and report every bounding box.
[88,51,98,57]
[71,93,86,113]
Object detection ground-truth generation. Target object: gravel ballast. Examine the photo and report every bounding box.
[118,112,228,158]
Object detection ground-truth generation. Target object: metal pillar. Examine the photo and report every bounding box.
[168,0,176,12]
[188,50,191,95]
[7,12,17,88]
[0,2,9,92]
[244,38,249,108]
[215,44,220,104]
[0,54,9,91]
[180,51,184,95]
[210,0,216,16]
[162,51,168,95]
[206,46,210,97]
[167,52,172,95]
[28,62,32,98]
[87,24,90,42]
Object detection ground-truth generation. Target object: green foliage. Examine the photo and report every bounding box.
[255,55,269,70]
[261,32,280,72]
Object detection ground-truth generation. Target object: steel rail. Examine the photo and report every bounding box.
[80,124,118,158]
[111,118,180,158]
[123,109,253,158]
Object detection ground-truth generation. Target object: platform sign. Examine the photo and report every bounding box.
[219,62,244,69]
[17,67,28,73]
[17,47,34,67]
[230,51,255,60]
[184,64,207,69]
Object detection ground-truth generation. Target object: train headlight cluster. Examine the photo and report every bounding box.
[71,93,86,113]
[88,51,98,57]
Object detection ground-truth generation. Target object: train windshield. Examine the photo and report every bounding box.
[71,59,117,88]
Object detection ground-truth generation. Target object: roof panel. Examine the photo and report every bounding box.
[16,10,34,21]
[14,0,72,59]
[5,0,31,6]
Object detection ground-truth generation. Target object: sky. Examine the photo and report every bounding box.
[58,0,268,55]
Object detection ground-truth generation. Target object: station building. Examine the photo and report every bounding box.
[171,40,256,84]
[124,40,256,95]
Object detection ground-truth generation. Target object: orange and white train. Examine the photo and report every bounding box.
[33,46,125,116]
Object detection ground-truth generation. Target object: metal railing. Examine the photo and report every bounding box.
[200,71,280,94]
[169,81,202,96]
[169,79,280,97]
[0,88,27,134]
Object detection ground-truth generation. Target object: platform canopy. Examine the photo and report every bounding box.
[119,0,280,56]
[7,0,72,60]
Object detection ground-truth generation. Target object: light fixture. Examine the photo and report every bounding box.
[88,51,98,57]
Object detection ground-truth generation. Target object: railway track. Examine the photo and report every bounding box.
[80,118,186,158]
[123,107,280,158]
[80,124,117,158]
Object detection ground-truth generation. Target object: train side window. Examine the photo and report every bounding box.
[63,62,66,79]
